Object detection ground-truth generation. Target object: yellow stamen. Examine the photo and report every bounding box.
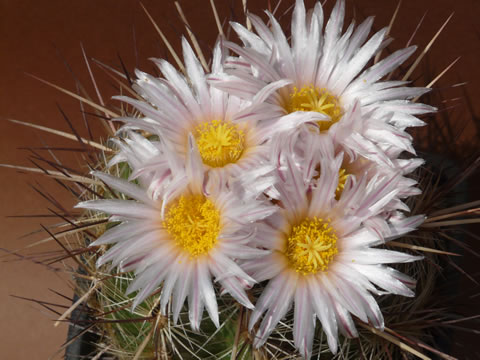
[286,86,343,132]
[336,168,349,199]
[194,119,245,167]
[163,194,220,257]
[285,217,338,274]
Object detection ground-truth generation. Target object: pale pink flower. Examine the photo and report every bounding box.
[209,0,434,169]
[244,141,424,358]
[113,38,295,188]
[77,139,276,330]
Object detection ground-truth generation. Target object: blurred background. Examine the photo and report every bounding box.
[1,0,479,358]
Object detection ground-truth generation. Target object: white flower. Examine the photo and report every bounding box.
[113,37,287,188]
[76,140,276,330]
[243,141,424,358]
[209,0,435,169]
[107,131,167,195]
[279,127,424,237]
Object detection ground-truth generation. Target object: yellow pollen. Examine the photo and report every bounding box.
[285,217,338,274]
[194,119,245,167]
[286,85,343,132]
[163,194,220,257]
[336,168,349,199]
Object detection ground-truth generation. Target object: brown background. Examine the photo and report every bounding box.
[1,0,479,359]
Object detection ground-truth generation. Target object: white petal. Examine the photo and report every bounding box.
[172,261,193,324]
[182,37,209,108]
[186,133,204,194]
[339,248,423,264]
[294,279,315,359]
[333,301,358,338]
[91,171,157,207]
[160,263,181,314]
[352,264,415,297]
[76,199,157,220]
[197,261,219,327]
[253,273,297,348]
[307,276,339,354]
[188,264,205,331]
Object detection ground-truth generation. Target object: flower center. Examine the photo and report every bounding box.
[194,120,245,167]
[285,217,338,274]
[163,194,220,257]
[287,86,343,132]
[336,168,349,199]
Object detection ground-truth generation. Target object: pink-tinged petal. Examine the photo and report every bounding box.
[91,171,157,207]
[275,111,329,133]
[91,220,152,246]
[248,272,292,331]
[307,276,339,354]
[387,215,425,239]
[284,153,308,217]
[209,260,253,309]
[220,276,253,309]
[343,16,374,61]
[130,275,166,311]
[219,243,270,260]
[365,126,415,154]
[211,39,224,74]
[160,174,189,218]
[182,37,209,108]
[160,263,181,314]
[230,203,278,224]
[343,133,394,167]
[247,13,275,45]
[172,261,193,324]
[101,231,160,268]
[266,12,296,80]
[332,27,387,95]
[357,173,401,217]
[186,134,205,194]
[188,264,205,331]
[346,280,384,330]
[207,73,260,100]
[339,249,422,265]
[197,260,219,328]
[387,112,426,128]
[317,0,345,85]
[347,46,417,93]
[352,264,415,297]
[253,273,297,348]
[311,2,325,35]
[245,252,288,282]
[250,79,292,107]
[76,200,157,220]
[339,227,382,251]
[293,279,315,359]
[396,158,424,175]
[362,216,391,241]
[321,273,368,323]
[134,71,188,122]
[210,252,254,283]
[292,0,307,61]
[309,150,342,217]
[333,302,358,338]
[150,58,201,115]
[331,267,385,329]
[230,22,269,53]
[299,5,322,85]
[362,86,431,104]
[224,41,280,82]
[128,255,176,310]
